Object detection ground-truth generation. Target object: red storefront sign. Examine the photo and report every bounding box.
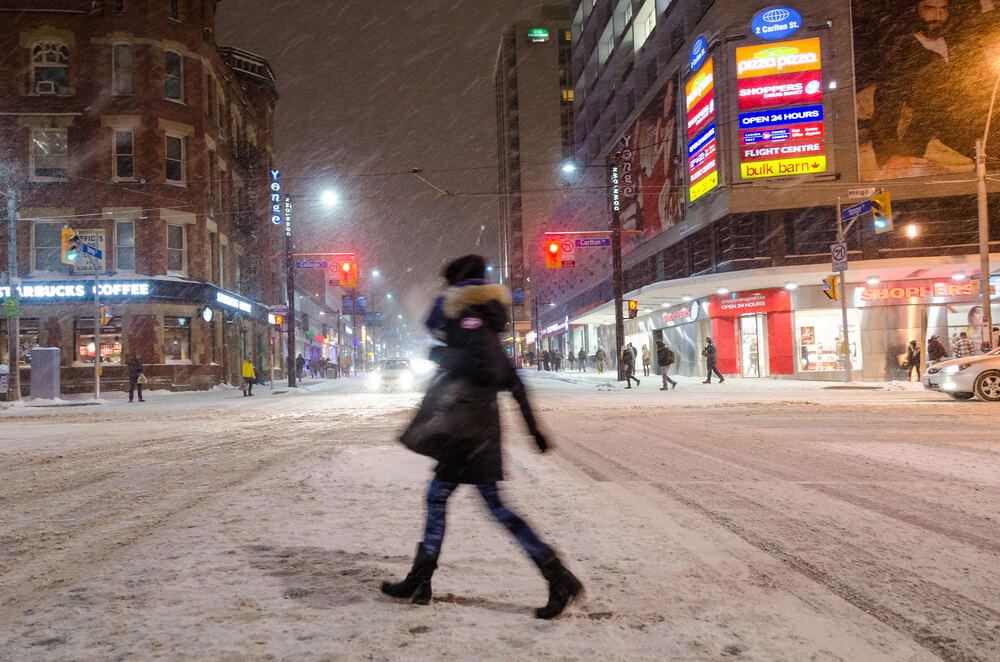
[859,281,982,302]
[737,71,823,110]
[707,289,791,317]
[741,139,824,162]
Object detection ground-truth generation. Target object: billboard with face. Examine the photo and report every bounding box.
[617,72,684,250]
[853,0,1000,180]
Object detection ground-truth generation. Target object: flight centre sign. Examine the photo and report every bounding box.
[735,37,827,180]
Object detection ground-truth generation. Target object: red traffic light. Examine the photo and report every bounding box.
[545,241,561,268]
[342,262,351,272]
[547,241,559,254]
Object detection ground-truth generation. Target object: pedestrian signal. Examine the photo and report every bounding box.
[822,275,839,301]
[273,315,284,326]
[61,228,79,264]
[545,241,561,268]
[627,299,638,318]
[871,192,893,234]
[341,261,358,288]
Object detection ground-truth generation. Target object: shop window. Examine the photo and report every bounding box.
[33,222,69,273]
[31,129,68,181]
[113,129,134,180]
[112,44,132,95]
[165,134,185,183]
[31,41,69,94]
[164,316,191,362]
[116,220,135,271]
[165,50,183,100]
[166,223,185,273]
[74,317,123,365]
[795,309,862,373]
[0,318,39,365]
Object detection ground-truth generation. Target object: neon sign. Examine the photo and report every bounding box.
[270,170,282,225]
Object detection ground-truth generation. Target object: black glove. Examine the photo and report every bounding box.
[534,433,549,453]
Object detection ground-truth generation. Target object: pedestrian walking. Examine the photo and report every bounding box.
[702,337,724,383]
[641,344,651,377]
[904,340,921,381]
[242,358,256,396]
[384,254,583,619]
[577,348,586,372]
[126,351,145,402]
[621,345,640,388]
[552,350,562,372]
[954,331,976,358]
[567,352,575,371]
[595,346,606,374]
[656,340,677,390]
[295,353,306,379]
[927,335,947,363]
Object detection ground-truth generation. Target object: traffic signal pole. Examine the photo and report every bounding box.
[836,197,853,383]
[611,153,625,383]
[93,271,101,399]
[284,194,296,388]
[5,187,19,401]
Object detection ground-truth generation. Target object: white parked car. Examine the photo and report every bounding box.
[923,348,1000,401]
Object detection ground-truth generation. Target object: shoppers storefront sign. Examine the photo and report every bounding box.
[859,281,986,302]
[737,71,823,110]
[708,289,791,317]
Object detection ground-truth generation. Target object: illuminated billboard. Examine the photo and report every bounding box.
[735,37,826,180]
[685,57,718,203]
[852,2,999,181]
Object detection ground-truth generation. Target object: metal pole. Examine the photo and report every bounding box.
[836,197,853,383]
[534,296,541,371]
[94,272,101,399]
[284,195,297,387]
[976,139,994,350]
[610,153,625,382]
[6,188,20,401]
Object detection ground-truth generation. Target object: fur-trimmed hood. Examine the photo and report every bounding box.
[442,283,511,319]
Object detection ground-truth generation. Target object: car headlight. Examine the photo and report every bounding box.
[399,372,414,388]
[370,373,382,385]
[944,364,971,374]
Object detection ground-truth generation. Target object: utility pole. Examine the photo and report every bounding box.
[5,187,20,401]
[976,139,994,349]
[93,271,101,399]
[836,197,853,383]
[610,153,625,382]
[284,194,296,387]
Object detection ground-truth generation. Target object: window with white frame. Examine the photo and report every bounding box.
[116,220,135,271]
[164,134,185,183]
[633,0,656,53]
[113,129,134,180]
[112,44,132,95]
[31,41,69,93]
[164,50,183,100]
[33,222,68,273]
[166,223,185,273]
[31,129,68,180]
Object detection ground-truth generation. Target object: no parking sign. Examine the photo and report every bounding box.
[560,239,576,267]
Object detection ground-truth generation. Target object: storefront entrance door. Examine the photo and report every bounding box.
[739,313,769,377]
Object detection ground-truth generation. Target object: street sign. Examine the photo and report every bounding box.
[575,237,611,247]
[3,296,18,318]
[822,275,839,300]
[831,242,848,272]
[841,200,872,221]
[847,187,876,198]
[560,239,576,267]
[81,243,102,259]
[295,260,329,269]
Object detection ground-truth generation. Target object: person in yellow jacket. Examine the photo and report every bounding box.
[241,358,256,396]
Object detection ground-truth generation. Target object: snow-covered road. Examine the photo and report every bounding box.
[1,374,998,661]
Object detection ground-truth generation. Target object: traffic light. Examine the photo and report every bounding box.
[61,228,79,264]
[545,240,561,268]
[822,275,840,301]
[627,299,638,318]
[341,261,358,288]
[871,192,893,234]
[273,314,284,327]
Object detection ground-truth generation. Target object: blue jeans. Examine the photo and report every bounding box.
[421,478,552,563]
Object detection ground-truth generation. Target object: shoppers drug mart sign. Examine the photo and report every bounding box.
[751,7,803,41]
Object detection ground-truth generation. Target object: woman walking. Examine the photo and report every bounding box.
[382,255,583,619]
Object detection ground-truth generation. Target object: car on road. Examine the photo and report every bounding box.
[923,348,1000,401]
[369,359,417,392]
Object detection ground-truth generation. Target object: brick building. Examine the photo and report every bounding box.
[0,1,281,394]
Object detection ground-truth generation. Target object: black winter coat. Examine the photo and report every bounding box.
[431,283,512,484]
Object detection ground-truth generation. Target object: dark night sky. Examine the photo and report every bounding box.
[216,0,549,320]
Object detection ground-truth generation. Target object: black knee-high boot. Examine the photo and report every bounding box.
[535,553,583,619]
[381,544,438,605]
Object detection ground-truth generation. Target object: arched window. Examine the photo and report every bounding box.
[31,41,69,94]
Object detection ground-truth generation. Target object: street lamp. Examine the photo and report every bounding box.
[975,71,999,349]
